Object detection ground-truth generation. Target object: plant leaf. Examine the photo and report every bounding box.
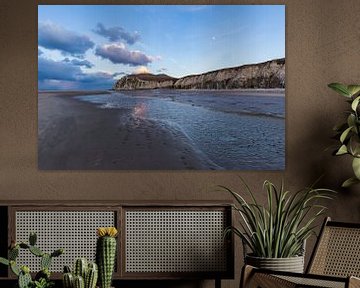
[352,96,360,111]
[328,83,351,97]
[342,177,360,188]
[336,145,348,155]
[222,179,335,258]
[352,157,360,179]
[0,257,9,266]
[347,85,360,97]
[340,126,353,143]
[347,114,357,130]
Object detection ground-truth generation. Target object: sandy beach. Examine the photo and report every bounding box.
[38,91,214,170]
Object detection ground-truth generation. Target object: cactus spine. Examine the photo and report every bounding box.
[96,227,118,288]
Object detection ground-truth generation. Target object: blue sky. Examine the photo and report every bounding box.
[38,5,285,90]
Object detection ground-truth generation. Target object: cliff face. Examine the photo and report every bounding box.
[174,58,285,89]
[114,74,177,90]
[114,58,285,90]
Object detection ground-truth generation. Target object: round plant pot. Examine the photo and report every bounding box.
[245,254,304,273]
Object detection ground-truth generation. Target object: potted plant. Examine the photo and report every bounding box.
[328,83,360,187]
[62,258,98,288]
[0,232,63,288]
[221,179,334,273]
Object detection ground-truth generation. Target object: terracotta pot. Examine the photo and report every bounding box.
[245,254,305,273]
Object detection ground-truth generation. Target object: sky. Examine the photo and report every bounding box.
[38,5,285,90]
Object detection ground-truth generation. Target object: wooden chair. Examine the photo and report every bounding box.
[241,217,360,288]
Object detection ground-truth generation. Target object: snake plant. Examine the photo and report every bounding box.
[328,83,360,187]
[221,179,335,258]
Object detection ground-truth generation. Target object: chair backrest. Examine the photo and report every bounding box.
[307,217,360,277]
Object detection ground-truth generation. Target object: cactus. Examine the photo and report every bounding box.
[29,245,44,257]
[63,272,74,288]
[41,253,52,270]
[18,267,32,288]
[10,260,20,276]
[9,246,19,260]
[19,243,30,249]
[74,258,88,279]
[85,263,98,288]
[51,248,64,258]
[0,232,63,288]
[29,232,37,246]
[64,265,72,273]
[96,227,118,288]
[63,260,98,288]
[74,275,85,288]
[35,268,51,281]
[0,257,9,266]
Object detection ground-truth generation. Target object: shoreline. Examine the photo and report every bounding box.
[39,88,285,97]
[38,93,216,170]
[38,90,111,97]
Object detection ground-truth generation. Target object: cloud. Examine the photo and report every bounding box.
[63,58,94,68]
[133,66,150,74]
[113,72,126,78]
[93,23,140,45]
[38,57,115,90]
[38,57,81,82]
[38,22,94,56]
[95,43,153,66]
[38,48,43,56]
[157,67,168,73]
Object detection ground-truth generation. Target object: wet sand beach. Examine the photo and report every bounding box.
[38,91,214,170]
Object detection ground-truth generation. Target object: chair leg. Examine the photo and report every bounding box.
[240,265,255,288]
[240,265,296,288]
[215,278,221,288]
[349,276,360,288]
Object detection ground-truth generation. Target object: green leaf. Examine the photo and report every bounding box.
[347,85,360,97]
[0,257,9,266]
[352,96,360,111]
[340,126,353,143]
[10,261,20,276]
[336,144,348,155]
[349,135,360,156]
[328,83,351,97]
[342,177,360,188]
[347,114,356,128]
[352,157,360,179]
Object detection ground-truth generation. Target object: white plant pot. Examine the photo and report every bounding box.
[245,254,305,273]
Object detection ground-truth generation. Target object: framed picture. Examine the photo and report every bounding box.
[38,5,285,170]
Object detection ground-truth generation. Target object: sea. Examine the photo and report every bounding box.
[75,89,285,170]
